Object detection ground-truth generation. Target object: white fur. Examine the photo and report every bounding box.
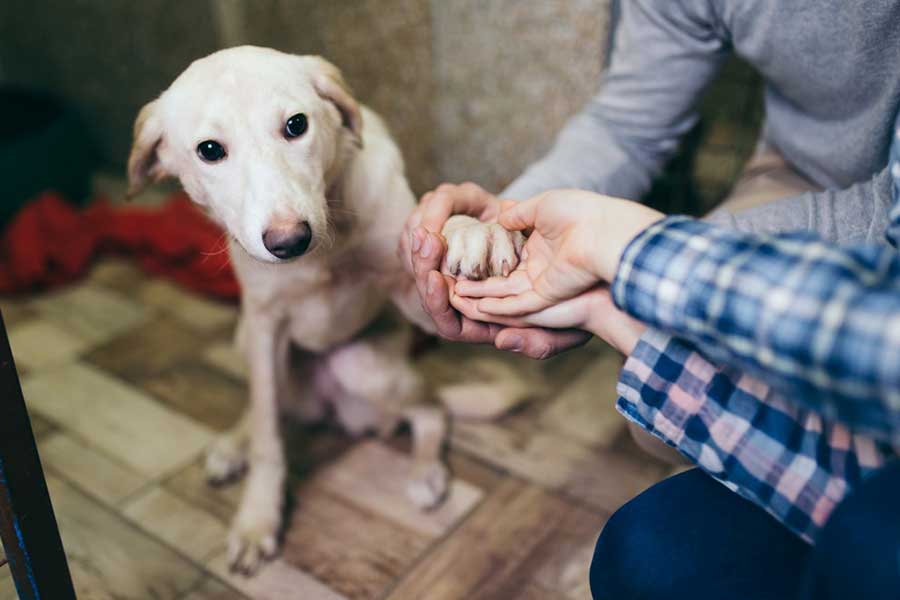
[128,46,521,575]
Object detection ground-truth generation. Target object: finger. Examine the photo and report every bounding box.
[412,231,451,333]
[400,200,427,256]
[449,292,530,328]
[455,271,531,298]
[495,327,591,359]
[477,290,553,317]
[504,293,593,330]
[497,194,544,231]
[412,229,445,279]
[422,269,463,338]
[399,225,425,275]
[420,183,494,232]
[406,197,428,235]
[423,270,498,343]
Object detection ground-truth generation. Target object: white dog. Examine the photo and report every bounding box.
[127,46,522,575]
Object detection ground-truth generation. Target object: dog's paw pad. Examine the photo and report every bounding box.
[205,439,248,486]
[406,462,449,510]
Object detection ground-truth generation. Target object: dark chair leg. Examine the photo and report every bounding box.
[0,311,76,599]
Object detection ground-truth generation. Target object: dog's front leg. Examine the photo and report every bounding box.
[228,318,286,576]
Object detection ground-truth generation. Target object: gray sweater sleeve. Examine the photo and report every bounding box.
[503,0,728,201]
[705,168,896,245]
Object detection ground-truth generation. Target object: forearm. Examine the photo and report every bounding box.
[504,0,727,201]
[612,216,900,438]
[502,110,656,201]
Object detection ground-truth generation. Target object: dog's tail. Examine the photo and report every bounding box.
[434,357,535,420]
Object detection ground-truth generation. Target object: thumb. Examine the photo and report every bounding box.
[498,194,544,231]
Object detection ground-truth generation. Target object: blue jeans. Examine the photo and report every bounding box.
[590,463,900,599]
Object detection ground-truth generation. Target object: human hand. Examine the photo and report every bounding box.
[457,189,663,318]
[399,182,504,275]
[452,283,646,356]
[410,223,591,359]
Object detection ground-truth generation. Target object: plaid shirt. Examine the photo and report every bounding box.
[612,115,900,544]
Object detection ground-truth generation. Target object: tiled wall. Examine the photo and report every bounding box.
[430,0,611,193]
[0,0,762,210]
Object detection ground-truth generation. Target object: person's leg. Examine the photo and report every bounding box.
[801,461,900,600]
[590,468,811,600]
[712,140,822,214]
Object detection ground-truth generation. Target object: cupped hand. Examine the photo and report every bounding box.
[452,283,646,356]
[399,182,503,275]
[456,189,663,318]
[410,223,591,359]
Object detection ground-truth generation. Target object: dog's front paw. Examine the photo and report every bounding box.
[442,215,524,280]
[227,511,280,576]
[406,461,449,510]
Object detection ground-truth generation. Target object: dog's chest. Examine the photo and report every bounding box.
[283,273,388,351]
[237,255,390,353]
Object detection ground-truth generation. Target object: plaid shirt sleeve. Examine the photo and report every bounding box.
[611,213,900,443]
[616,329,895,543]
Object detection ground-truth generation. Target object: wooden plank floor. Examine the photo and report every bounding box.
[0,258,670,600]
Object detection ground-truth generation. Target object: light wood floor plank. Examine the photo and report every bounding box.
[8,319,90,371]
[540,351,625,448]
[282,485,430,600]
[386,478,603,600]
[23,362,212,479]
[139,280,237,333]
[180,577,248,600]
[207,553,347,600]
[123,486,228,562]
[314,440,483,539]
[32,285,148,345]
[2,475,206,600]
[39,431,147,506]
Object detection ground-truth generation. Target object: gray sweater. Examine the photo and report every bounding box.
[504,0,900,244]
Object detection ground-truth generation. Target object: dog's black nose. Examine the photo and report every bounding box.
[262,222,312,259]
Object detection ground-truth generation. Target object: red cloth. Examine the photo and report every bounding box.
[0,192,240,300]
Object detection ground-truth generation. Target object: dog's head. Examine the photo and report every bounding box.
[128,47,362,263]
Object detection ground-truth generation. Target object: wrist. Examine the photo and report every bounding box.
[583,289,646,355]
[590,204,664,282]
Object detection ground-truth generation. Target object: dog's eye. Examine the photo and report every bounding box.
[284,113,308,139]
[197,140,227,163]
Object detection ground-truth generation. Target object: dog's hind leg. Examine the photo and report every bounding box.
[325,329,450,509]
[403,404,449,510]
[206,409,251,485]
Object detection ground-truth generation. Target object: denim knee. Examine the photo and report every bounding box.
[589,499,656,600]
[807,462,900,600]
[589,468,810,600]
[589,474,700,599]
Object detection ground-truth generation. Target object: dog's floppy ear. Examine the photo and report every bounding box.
[127,99,167,198]
[306,57,363,147]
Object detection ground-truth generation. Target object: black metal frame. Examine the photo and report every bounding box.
[0,312,76,599]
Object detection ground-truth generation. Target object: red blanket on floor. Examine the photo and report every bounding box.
[0,192,240,300]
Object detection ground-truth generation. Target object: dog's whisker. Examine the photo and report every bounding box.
[200,233,231,258]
